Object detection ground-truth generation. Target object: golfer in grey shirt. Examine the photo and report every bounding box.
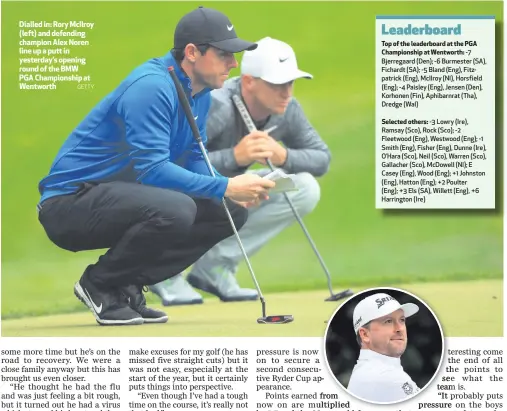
[348,293,421,403]
[150,37,331,305]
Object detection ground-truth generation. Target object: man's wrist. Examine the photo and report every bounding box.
[233,146,248,167]
[273,146,288,167]
[217,176,230,199]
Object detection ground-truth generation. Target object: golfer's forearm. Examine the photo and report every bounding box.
[187,158,224,179]
[139,160,228,199]
[283,149,331,176]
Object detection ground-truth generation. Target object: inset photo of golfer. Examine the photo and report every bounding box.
[324,288,444,405]
[1,1,503,338]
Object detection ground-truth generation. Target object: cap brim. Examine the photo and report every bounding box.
[261,69,313,85]
[210,38,257,53]
[400,303,419,318]
[355,302,419,332]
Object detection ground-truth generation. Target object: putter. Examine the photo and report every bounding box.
[232,95,353,302]
[168,67,293,325]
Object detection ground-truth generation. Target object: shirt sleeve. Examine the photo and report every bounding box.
[282,98,331,177]
[117,75,228,200]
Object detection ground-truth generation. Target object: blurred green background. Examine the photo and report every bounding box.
[1,2,503,319]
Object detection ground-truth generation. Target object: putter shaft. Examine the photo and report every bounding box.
[232,95,337,296]
[265,158,335,295]
[196,135,267,315]
[168,67,267,317]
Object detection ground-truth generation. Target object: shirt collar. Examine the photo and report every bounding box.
[160,50,211,97]
[230,76,242,95]
[358,349,402,367]
[231,77,272,128]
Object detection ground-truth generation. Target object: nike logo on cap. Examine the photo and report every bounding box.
[84,288,102,314]
[279,57,289,62]
[227,24,234,31]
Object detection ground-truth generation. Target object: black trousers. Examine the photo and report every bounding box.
[38,181,247,288]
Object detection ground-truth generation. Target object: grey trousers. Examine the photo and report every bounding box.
[189,170,322,278]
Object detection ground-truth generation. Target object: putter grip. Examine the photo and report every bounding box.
[232,95,257,133]
[168,67,202,143]
[232,95,276,171]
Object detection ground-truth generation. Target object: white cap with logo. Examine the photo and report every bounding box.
[240,37,313,84]
[353,293,419,333]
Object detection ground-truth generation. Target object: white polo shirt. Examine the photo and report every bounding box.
[347,349,420,403]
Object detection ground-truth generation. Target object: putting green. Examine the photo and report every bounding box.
[2,279,502,338]
[2,1,503,322]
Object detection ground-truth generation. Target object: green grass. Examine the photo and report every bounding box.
[1,280,503,337]
[1,2,503,322]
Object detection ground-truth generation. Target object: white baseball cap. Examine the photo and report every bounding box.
[240,37,313,84]
[353,293,419,333]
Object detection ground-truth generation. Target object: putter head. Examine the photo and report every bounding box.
[325,289,354,302]
[257,315,294,324]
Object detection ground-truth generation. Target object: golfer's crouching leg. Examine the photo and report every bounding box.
[291,172,321,216]
[222,198,249,235]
